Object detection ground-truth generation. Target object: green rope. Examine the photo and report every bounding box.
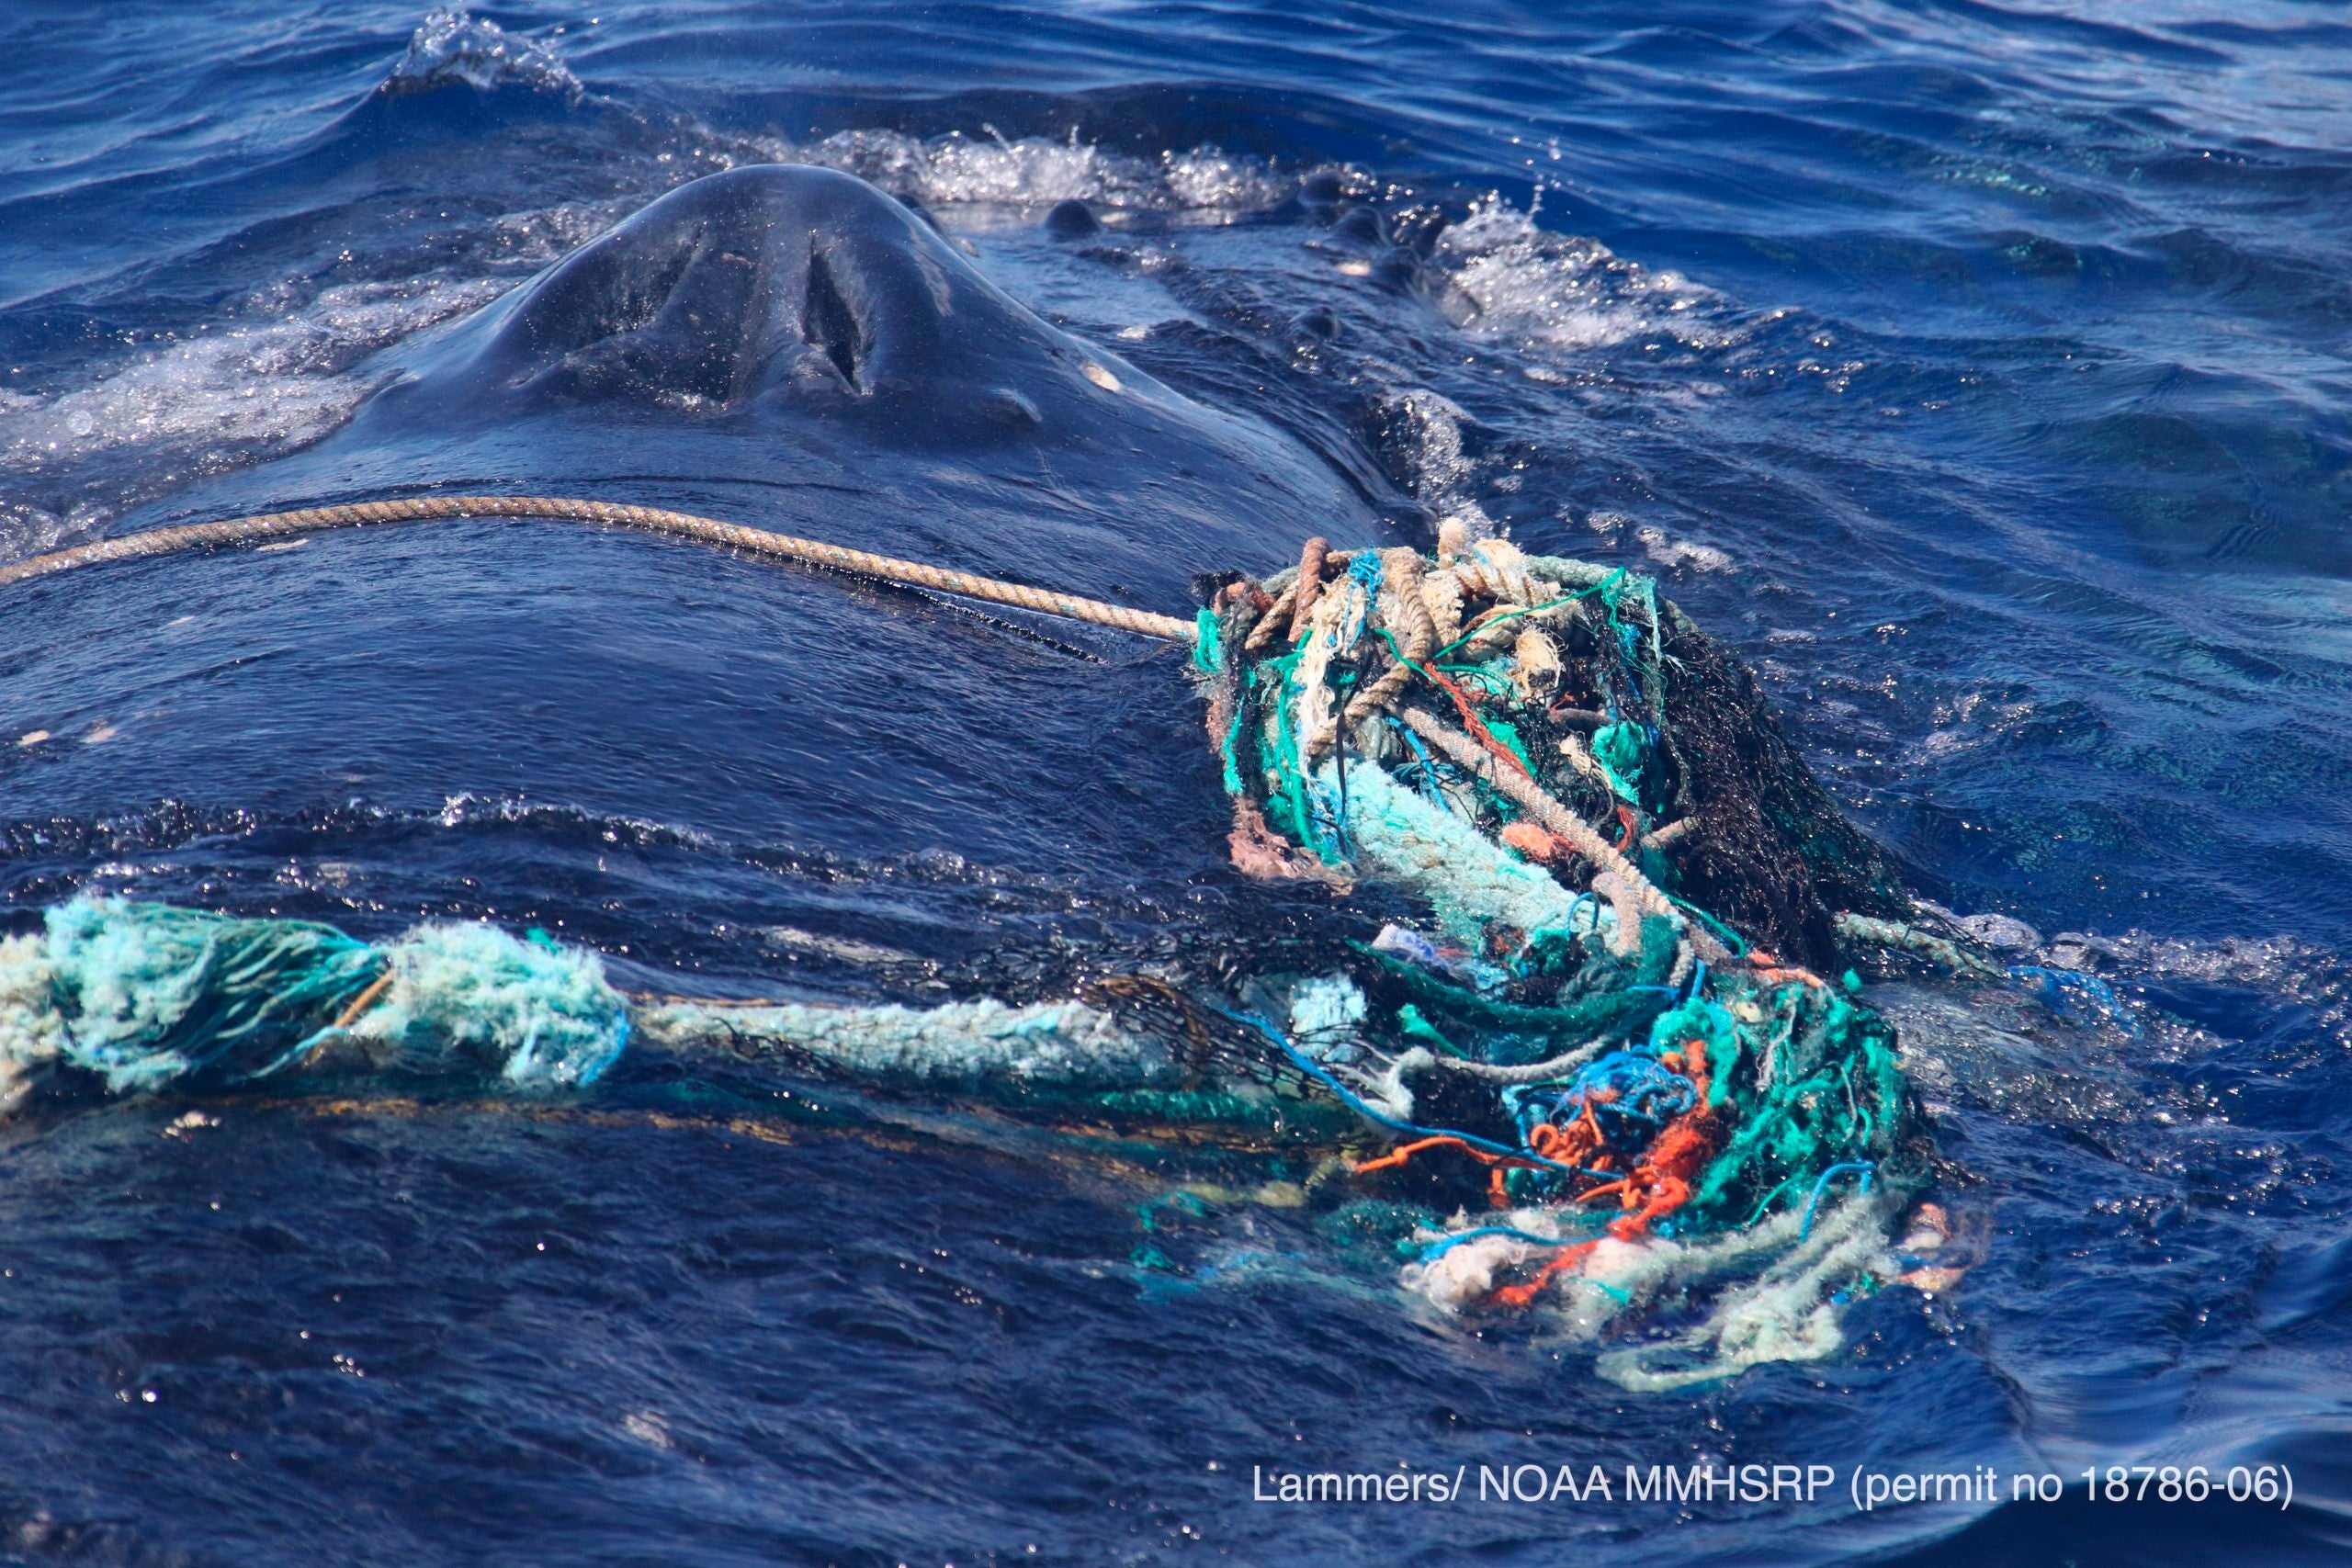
[1668,894,1749,958]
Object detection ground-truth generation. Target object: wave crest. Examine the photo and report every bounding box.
[1438,196,1731,352]
[778,127,1291,215]
[382,7,580,99]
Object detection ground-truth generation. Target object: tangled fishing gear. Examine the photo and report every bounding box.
[0,897,1373,1140]
[0,498,1997,1391]
[1184,525,1958,1385]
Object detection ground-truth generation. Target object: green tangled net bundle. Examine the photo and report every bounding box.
[0,899,627,1114]
[0,520,1973,1391]
[1183,526,1956,1387]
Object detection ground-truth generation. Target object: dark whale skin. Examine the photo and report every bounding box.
[0,166,1386,878]
[371,165,1135,433]
[254,163,1383,608]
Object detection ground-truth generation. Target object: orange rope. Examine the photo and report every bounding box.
[1746,952,1829,990]
[1487,1043,1723,1308]
[1351,1134,1557,1177]
[1498,821,1568,863]
[1679,1036,1712,1100]
[1525,1108,1600,1166]
[1605,1115,1715,1240]
[1418,663,1536,783]
[1489,1239,1601,1308]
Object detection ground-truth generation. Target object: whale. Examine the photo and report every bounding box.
[0,164,1395,907]
[0,161,1902,1030]
[235,162,1389,605]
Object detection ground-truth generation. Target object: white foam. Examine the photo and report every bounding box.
[787,127,1289,215]
[0,276,499,535]
[1374,389,1500,536]
[1637,525,1735,573]
[1403,1229,1542,1308]
[384,7,580,98]
[1435,196,1732,353]
[0,497,71,562]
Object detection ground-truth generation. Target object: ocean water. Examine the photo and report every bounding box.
[3,3,2351,1562]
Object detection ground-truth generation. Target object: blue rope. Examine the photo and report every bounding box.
[1216,1008,1584,1175]
[1334,550,1385,649]
[1390,716,1448,806]
[1797,1161,1876,1241]
[1566,1050,1696,1122]
[2008,965,2139,1036]
[1413,1225,1579,1261]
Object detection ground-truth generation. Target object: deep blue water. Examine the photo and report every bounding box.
[4,3,2352,1562]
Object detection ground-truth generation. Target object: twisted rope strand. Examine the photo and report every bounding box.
[0,495,1195,641]
[1396,704,1733,965]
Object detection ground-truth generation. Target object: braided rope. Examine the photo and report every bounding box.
[1344,547,1433,725]
[1396,704,1733,965]
[1285,535,1331,643]
[0,495,1195,641]
[1832,913,2002,978]
[1428,1037,1611,1085]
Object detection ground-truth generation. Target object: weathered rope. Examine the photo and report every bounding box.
[330,970,396,1031]
[3,499,1853,990]
[1344,547,1433,725]
[1426,1038,1612,1085]
[1395,704,1733,965]
[1832,913,2003,978]
[0,495,1196,641]
[300,968,396,1067]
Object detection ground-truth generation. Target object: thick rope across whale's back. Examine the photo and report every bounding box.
[0,494,1196,641]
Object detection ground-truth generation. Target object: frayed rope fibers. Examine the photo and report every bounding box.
[0,897,627,1108]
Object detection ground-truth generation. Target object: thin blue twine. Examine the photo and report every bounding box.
[1412,1225,1583,1261]
[1216,1007,1582,1175]
[1390,716,1448,805]
[1334,551,1385,649]
[1798,1160,1876,1241]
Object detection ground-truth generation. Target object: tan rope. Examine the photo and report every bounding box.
[1429,1036,1612,1085]
[0,495,1196,641]
[1395,704,1733,965]
[331,970,397,1031]
[1645,816,1697,852]
[300,967,397,1067]
[1343,547,1432,725]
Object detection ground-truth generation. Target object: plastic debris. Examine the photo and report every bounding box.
[1190,538,1944,1386]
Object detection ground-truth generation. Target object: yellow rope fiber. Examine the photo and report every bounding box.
[0,494,1196,641]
